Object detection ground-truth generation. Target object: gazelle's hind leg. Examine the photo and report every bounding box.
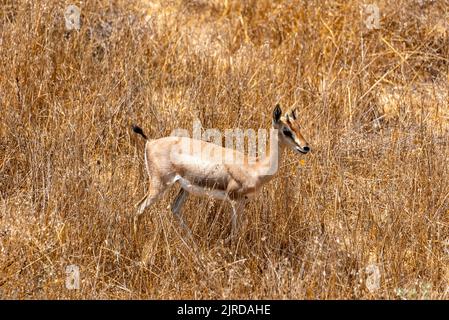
[171,188,195,241]
[134,178,165,235]
[171,188,188,219]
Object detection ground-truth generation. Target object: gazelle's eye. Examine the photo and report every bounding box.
[282,128,293,139]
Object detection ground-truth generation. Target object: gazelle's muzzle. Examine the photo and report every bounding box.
[295,145,310,154]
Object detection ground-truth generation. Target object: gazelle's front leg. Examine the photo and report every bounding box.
[226,199,246,244]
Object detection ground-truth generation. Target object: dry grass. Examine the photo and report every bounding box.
[0,0,448,299]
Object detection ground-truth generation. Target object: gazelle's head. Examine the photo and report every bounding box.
[272,104,310,155]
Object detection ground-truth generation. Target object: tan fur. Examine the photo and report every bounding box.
[133,106,310,242]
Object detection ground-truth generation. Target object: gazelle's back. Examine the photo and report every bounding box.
[145,136,252,188]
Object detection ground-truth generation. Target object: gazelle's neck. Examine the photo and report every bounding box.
[256,135,286,184]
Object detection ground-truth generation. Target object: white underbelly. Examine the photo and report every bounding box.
[174,175,228,201]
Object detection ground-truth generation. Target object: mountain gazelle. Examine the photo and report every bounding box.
[132,104,310,242]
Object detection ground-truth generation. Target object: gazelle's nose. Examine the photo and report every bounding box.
[303,146,310,152]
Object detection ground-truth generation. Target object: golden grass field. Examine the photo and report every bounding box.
[0,0,448,299]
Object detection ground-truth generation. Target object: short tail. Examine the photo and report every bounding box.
[132,124,148,140]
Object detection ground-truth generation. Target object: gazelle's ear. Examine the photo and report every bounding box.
[291,108,298,120]
[273,104,282,123]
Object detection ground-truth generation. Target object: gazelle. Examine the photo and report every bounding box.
[132,104,310,241]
